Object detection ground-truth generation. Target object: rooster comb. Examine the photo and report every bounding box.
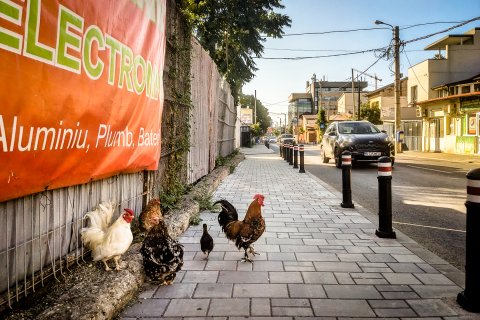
[124,208,134,215]
[253,194,264,199]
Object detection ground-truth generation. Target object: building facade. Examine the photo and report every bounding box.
[409,27,480,154]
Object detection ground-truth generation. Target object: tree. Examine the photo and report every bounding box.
[178,0,291,102]
[239,93,271,134]
[316,108,327,140]
[359,102,381,124]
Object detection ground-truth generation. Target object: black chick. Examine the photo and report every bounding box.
[200,223,214,260]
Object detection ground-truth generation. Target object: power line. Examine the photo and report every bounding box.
[274,27,389,37]
[403,16,480,44]
[256,47,387,60]
[401,21,467,30]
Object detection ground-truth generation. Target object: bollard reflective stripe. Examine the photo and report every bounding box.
[467,179,480,203]
[294,145,299,151]
[378,162,392,176]
[342,153,351,166]
[299,145,304,151]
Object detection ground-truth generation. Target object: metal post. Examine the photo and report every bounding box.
[281,143,285,160]
[289,144,294,166]
[457,168,480,313]
[340,151,354,208]
[375,156,396,239]
[293,144,299,169]
[299,144,305,173]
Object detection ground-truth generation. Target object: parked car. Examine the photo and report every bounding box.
[320,121,395,168]
[278,133,295,144]
[268,136,277,143]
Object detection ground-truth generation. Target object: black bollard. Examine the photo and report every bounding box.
[457,168,480,313]
[293,144,299,169]
[280,143,283,157]
[289,144,294,165]
[299,145,305,173]
[282,143,285,160]
[340,151,354,208]
[286,143,291,162]
[375,156,396,239]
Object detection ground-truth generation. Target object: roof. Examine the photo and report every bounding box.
[365,77,408,97]
[288,93,312,102]
[423,28,479,50]
[328,113,352,121]
[431,73,480,90]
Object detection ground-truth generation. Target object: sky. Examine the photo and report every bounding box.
[242,0,480,123]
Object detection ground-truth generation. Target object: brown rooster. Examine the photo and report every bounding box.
[200,223,214,260]
[141,220,184,285]
[215,194,265,262]
[139,198,162,232]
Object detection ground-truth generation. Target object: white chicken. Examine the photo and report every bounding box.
[81,201,134,271]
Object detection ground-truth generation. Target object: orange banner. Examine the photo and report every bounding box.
[0,0,166,202]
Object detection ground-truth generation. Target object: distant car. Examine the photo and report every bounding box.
[278,134,295,145]
[320,121,395,168]
[268,136,277,143]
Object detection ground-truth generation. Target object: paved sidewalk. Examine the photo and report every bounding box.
[121,144,477,319]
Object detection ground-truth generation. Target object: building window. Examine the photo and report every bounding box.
[474,83,480,92]
[411,85,418,103]
[461,86,471,94]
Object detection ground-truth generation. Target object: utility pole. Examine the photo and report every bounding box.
[375,20,402,154]
[351,69,355,120]
[393,25,402,154]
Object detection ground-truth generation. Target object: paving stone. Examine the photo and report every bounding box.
[387,262,425,273]
[208,298,250,316]
[296,252,339,262]
[410,285,461,298]
[311,299,376,317]
[381,291,420,299]
[323,285,382,299]
[267,252,297,261]
[392,254,425,263]
[218,271,269,283]
[204,260,237,271]
[374,308,417,317]
[413,273,456,285]
[302,272,337,284]
[280,244,320,252]
[337,253,368,262]
[364,253,398,263]
[252,260,284,271]
[233,284,289,297]
[284,261,316,272]
[193,283,233,298]
[383,273,422,285]
[251,298,271,316]
[120,299,170,318]
[163,298,209,317]
[269,271,303,283]
[407,298,457,316]
[288,284,327,298]
[272,306,314,317]
[182,270,219,283]
[314,262,361,272]
[368,299,408,308]
[153,283,196,298]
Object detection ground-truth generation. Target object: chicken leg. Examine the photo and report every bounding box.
[102,259,112,271]
[113,256,123,270]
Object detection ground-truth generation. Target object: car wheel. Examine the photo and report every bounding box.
[320,146,330,163]
[334,149,342,169]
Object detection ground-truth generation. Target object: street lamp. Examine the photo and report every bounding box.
[375,20,402,154]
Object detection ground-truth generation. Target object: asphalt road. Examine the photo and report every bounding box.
[270,143,469,271]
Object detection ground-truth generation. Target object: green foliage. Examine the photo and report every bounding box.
[189,213,202,225]
[359,102,381,124]
[250,122,261,137]
[194,190,216,211]
[177,0,291,102]
[239,93,272,134]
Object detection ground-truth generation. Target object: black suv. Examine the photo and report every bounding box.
[320,121,395,168]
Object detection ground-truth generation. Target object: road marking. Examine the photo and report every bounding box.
[404,165,452,174]
[393,221,465,233]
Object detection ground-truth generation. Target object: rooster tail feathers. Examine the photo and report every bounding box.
[81,201,115,248]
[215,199,238,227]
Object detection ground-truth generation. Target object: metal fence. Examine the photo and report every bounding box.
[0,0,235,309]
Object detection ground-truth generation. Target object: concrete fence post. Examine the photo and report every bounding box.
[340,151,354,208]
[457,168,480,313]
[375,156,396,239]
